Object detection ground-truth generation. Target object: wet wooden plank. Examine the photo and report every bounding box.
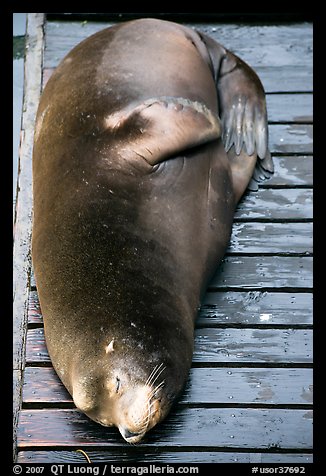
[43,65,313,95]
[28,291,313,327]
[44,22,114,67]
[237,188,312,221]
[199,23,313,68]
[265,156,313,187]
[17,449,313,464]
[193,328,312,364]
[25,328,48,363]
[27,290,42,324]
[266,94,312,123]
[17,407,313,449]
[228,222,312,254]
[235,189,312,221]
[200,291,313,326]
[23,367,71,404]
[25,327,312,365]
[256,66,312,93]
[184,368,313,404]
[23,366,312,405]
[209,256,312,289]
[269,124,313,155]
[44,22,312,69]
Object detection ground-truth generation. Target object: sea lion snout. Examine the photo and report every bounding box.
[116,383,163,443]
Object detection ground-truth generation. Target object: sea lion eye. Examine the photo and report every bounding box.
[115,376,121,393]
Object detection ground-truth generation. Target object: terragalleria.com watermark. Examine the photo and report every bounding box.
[45,465,199,475]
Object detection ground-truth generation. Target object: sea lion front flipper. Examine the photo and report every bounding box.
[198,31,274,201]
[105,97,222,168]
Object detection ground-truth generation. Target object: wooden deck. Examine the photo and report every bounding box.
[13,13,313,464]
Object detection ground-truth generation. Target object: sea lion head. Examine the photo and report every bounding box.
[70,330,192,444]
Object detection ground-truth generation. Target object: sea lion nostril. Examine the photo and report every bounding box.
[121,428,140,439]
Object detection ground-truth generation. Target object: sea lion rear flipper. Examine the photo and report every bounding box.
[105,97,222,167]
[198,31,274,201]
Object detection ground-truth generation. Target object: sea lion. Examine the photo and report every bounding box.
[32,18,273,444]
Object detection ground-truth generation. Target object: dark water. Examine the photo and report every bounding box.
[13,35,25,59]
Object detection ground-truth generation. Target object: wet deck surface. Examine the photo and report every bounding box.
[14,14,313,464]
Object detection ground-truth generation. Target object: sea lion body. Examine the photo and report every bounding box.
[32,18,273,443]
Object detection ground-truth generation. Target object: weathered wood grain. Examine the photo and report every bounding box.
[266,94,312,124]
[17,407,313,449]
[25,327,312,365]
[22,366,312,405]
[193,328,312,364]
[23,367,71,404]
[199,23,313,68]
[184,367,313,404]
[269,124,312,155]
[200,291,313,326]
[44,22,312,69]
[28,290,313,327]
[235,189,312,221]
[256,66,312,93]
[17,449,313,464]
[27,291,42,324]
[209,256,312,289]
[25,328,48,363]
[263,156,313,188]
[228,222,312,254]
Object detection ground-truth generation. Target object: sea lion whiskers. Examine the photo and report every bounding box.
[145,363,166,388]
[136,379,166,436]
[133,379,166,431]
[145,362,163,386]
[148,379,166,401]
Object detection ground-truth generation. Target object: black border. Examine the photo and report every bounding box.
[8,6,318,474]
